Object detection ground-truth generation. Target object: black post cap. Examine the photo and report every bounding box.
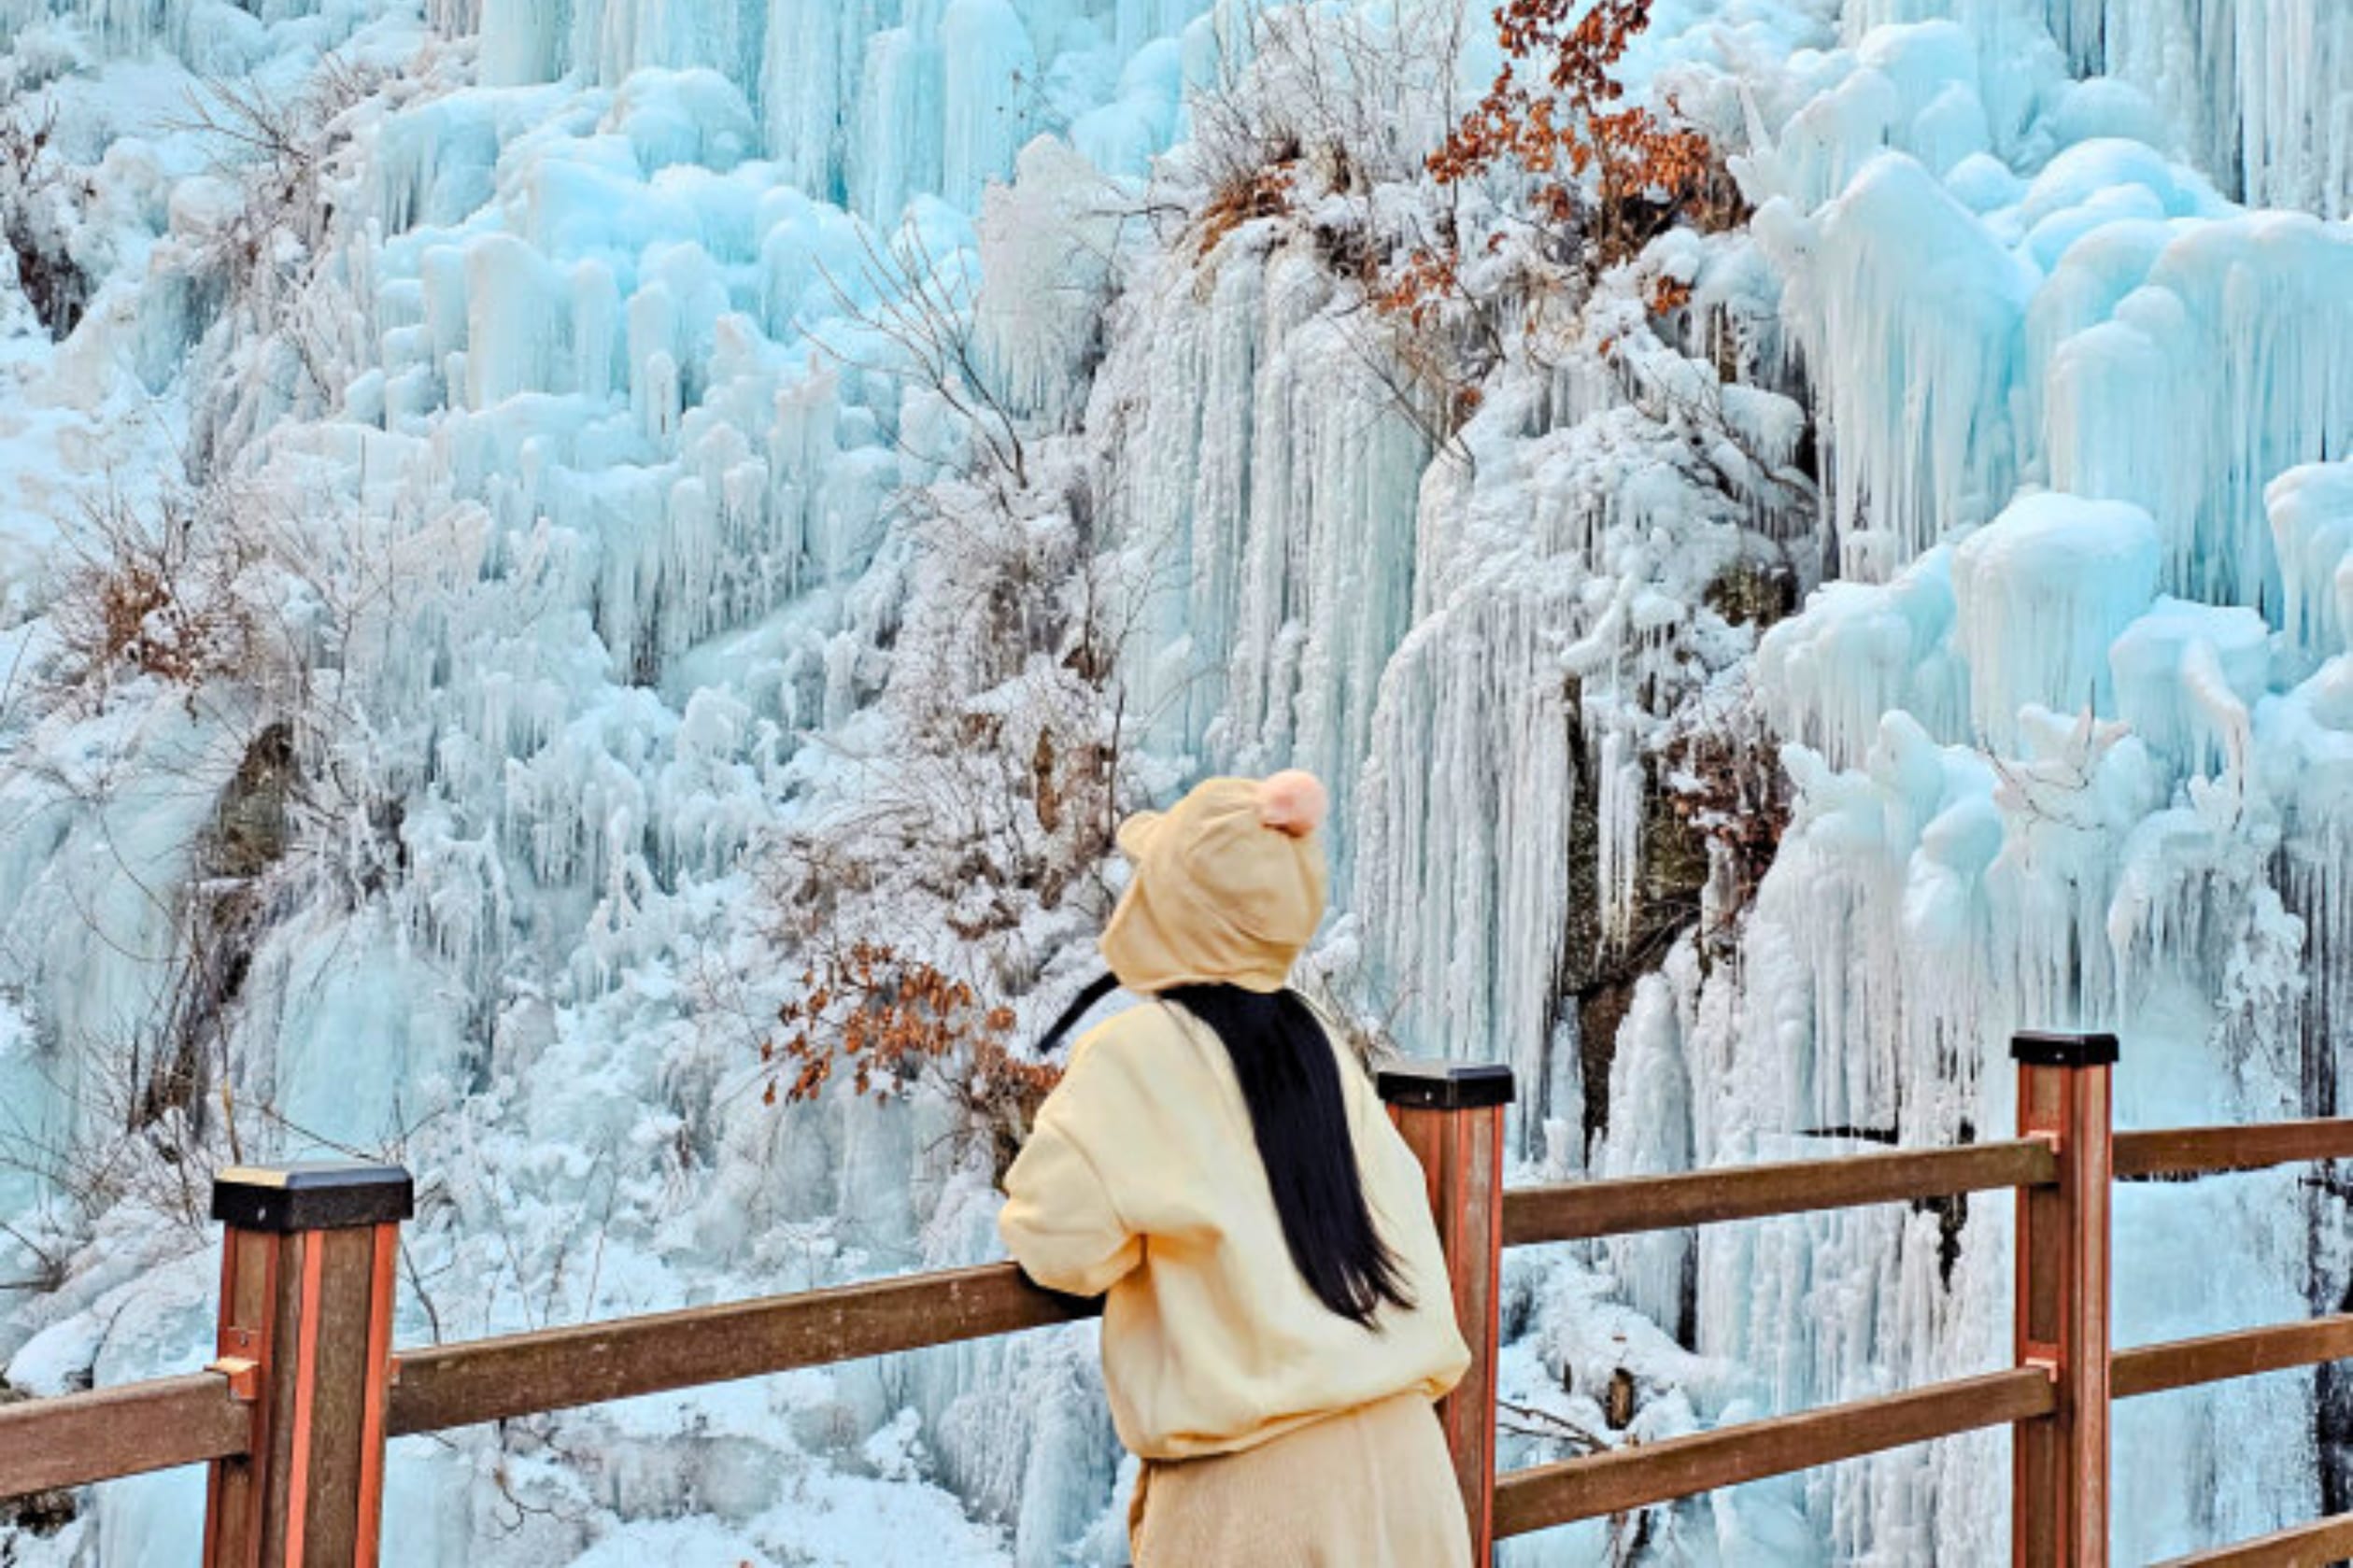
[212,1164,416,1234]
[1376,1060,1516,1110]
[2011,1030,2120,1069]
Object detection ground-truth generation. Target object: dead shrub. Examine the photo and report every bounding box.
[172,58,382,304]
[49,486,274,699]
[1193,161,1297,261]
[760,941,1061,1180]
[1379,0,1748,326]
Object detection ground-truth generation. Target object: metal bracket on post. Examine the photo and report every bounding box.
[1378,1060,1515,1566]
[2011,1031,2117,1568]
[203,1164,413,1568]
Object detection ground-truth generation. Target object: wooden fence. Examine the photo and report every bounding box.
[7,1032,2353,1564]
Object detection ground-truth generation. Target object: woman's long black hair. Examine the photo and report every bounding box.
[1033,973,1413,1327]
[1162,983,1414,1328]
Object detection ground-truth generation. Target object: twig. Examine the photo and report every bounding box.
[1499,1398,1609,1452]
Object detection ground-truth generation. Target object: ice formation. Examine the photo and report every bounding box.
[6,0,2353,1562]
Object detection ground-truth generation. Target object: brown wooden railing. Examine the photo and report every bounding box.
[7,1033,2353,1565]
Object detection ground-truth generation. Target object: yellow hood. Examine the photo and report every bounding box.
[1099,771,1329,994]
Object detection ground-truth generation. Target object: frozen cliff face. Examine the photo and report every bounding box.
[0,0,1198,1559]
[1353,325,1807,1153]
[1685,3,2353,1556]
[7,0,2353,1561]
[1085,1,1817,1169]
[446,0,1198,216]
[2033,0,2353,221]
[1845,0,2353,219]
[1089,230,1432,869]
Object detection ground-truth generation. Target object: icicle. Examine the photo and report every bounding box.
[1354,566,1580,1144]
[1598,972,1695,1333]
[938,0,1036,210]
[2108,599,2267,782]
[972,139,1116,429]
[462,235,560,408]
[1950,492,2160,754]
[850,23,943,225]
[2038,211,2353,610]
[478,0,569,85]
[760,0,892,197]
[1761,154,2034,575]
[1760,547,1967,770]
[2269,463,2353,668]
[1595,727,1645,948]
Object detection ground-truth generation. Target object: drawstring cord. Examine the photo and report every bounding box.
[1034,970,1120,1056]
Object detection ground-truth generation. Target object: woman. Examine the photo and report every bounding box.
[999,770,1473,1567]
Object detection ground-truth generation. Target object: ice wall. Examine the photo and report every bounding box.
[1849,0,2353,219]
[1767,27,2353,611]
[1709,4,2353,1554]
[0,0,369,71]
[1088,233,1429,869]
[9,0,2353,1560]
[0,0,1180,1558]
[460,0,1199,220]
[1354,346,1800,1148]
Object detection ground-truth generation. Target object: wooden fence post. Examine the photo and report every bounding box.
[2012,1031,2116,1568]
[204,1164,414,1568]
[1379,1061,1515,1565]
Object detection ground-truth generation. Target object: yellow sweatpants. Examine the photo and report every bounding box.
[1128,1391,1473,1567]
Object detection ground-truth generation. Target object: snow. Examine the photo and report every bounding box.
[7,0,2353,1561]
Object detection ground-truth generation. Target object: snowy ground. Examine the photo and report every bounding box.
[3,0,2352,1561]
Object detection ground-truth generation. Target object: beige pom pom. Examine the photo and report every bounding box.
[1257,770,1329,838]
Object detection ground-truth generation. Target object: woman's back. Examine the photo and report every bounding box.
[999,996,1469,1460]
[996,770,1474,1565]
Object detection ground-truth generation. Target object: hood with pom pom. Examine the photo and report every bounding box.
[1099,771,1329,994]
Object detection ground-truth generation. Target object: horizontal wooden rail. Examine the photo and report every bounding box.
[1493,1367,2055,1537]
[0,1372,251,1500]
[2115,1121,2353,1180]
[34,1095,2353,1561]
[388,1261,1099,1436]
[2149,1511,2353,1567]
[1502,1140,2055,1247]
[2112,1315,2353,1402]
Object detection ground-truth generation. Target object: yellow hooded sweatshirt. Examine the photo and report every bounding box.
[997,773,1471,1461]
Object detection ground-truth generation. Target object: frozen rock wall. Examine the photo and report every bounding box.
[6,0,2353,1562]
